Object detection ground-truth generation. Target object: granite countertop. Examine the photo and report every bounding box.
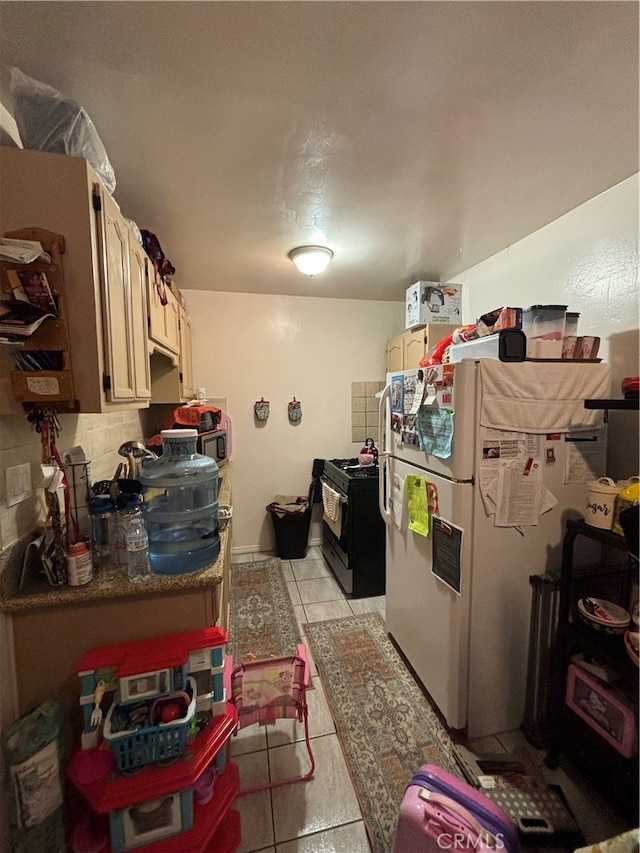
[0,466,232,614]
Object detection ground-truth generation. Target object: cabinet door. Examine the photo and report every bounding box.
[148,277,180,356]
[385,334,404,373]
[128,239,152,400]
[403,328,427,369]
[165,289,181,355]
[97,189,136,401]
[148,274,168,349]
[179,306,194,400]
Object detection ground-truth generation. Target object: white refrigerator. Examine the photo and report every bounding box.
[378,358,611,739]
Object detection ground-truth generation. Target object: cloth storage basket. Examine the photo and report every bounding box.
[104,677,197,773]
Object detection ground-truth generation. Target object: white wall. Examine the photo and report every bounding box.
[455,174,639,481]
[184,291,403,552]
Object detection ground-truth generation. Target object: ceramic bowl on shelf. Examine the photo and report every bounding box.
[577,597,630,635]
[624,631,639,667]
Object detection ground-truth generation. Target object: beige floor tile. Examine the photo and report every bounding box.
[253,550,276,560]
[281,561,295,582]
[348,595,386,616]
[287,580,302,606]
[300,634,319,677]
[293,604,308,633]
[303,599,353,623]
[291,559,332,581]
[233,552,260,564]
[270,733,363,843]
[233,751,274,852]
[229,720,268,756]
[266,678,336,747]
[297,576,344,605]
[304,545,324,560]
[275,820,372,852]
[468,734,506,753]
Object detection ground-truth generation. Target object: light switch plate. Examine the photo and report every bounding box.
[6,463,32,507]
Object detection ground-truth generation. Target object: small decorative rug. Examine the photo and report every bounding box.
[228,557,302,664]
[305,611,460,853]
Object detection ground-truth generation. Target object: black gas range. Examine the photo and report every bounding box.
[321,458,385,598]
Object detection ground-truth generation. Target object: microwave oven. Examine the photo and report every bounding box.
[197,428,228,467]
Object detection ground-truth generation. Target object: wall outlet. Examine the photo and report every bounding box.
[6,463,32,507]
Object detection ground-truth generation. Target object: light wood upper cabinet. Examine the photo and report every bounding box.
[148,278,180,359]
[149,292,195,404]
[385,324,458,373]
[385,334,404,374]
[0,147,151,412]
[128,238,152,401]
[179,305,195,400]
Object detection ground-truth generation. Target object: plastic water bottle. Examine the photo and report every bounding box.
[88,495,117,581]
[139,428,220,574]
[126,508,152,583]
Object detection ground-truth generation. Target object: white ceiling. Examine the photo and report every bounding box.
[0,2,638,302]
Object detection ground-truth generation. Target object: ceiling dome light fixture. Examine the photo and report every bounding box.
[288,245,333,277]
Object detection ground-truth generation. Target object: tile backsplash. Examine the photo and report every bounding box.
[351,380,384,444]
[0,408,169,551]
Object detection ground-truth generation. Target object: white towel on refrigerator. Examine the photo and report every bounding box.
[321,481,343,538]
[479,361,611,434]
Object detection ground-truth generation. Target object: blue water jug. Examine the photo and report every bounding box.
[139,428,220,574]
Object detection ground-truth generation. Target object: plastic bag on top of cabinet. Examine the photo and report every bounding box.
[9,66,116,194]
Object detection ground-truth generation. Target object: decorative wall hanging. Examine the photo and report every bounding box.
[288,397,302,423]
[254,398,270,422]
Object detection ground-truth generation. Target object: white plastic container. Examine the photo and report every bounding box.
[522,305,567,359]
[67,541,93,586]
[585,477,622,529]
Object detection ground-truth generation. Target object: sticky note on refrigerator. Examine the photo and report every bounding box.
[405,475,430,537]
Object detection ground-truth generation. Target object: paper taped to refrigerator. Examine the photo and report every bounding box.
[416,407,454,458]
[494,458,543,527]
[431,516,463,594]
[391,474,404,529]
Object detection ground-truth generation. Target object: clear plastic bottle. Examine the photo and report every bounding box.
[88,495,117,581]
[115,492,142,567]
[126,505,152,583]
[139,428,220,574]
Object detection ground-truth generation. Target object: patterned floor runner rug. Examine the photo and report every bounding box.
[305,611,460,853]
[228,557,302,664]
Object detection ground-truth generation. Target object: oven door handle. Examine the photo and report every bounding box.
[378,383,392,525]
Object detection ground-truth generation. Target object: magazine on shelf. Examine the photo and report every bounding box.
[0,299,56,337]
[0,238,51,264]
[5,269,58,313]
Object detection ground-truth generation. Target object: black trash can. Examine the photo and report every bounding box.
[266,484,313,559]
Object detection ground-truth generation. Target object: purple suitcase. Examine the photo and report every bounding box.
[392,764,521,853]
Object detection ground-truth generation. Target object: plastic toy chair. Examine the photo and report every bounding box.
[225,643,315,795]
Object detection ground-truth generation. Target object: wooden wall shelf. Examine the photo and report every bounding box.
[1,227,78,410]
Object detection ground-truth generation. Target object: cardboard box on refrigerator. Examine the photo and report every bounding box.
[406,281,463,329]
